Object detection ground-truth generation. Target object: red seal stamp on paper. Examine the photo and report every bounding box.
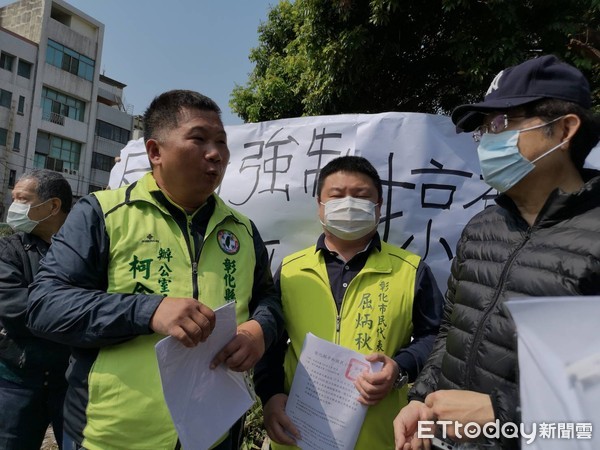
[345,358,369,381]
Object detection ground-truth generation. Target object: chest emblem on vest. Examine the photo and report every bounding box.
[217,229,240,255]
[141,233,159,243]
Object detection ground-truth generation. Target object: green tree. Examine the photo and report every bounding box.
[230,0,600,123]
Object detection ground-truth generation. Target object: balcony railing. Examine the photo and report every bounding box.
[42,110,65,126]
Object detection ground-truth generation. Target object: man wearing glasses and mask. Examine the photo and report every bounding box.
[394,55,600,450]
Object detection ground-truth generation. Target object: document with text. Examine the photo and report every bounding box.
[285,333,382,450]
[155,302,255,450]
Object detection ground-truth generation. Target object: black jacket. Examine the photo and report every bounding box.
[0,232,70,384]
[409,170,600,448]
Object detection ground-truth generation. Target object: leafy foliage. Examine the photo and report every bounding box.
[240,402,269,450]
[230,0,600,122]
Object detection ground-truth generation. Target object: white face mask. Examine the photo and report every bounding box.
[320,196,378,241]
[6,199,52,233]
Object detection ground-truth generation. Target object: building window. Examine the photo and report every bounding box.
[46,39,95,81]
[17,96,25,115]
[0,89,12,108]
[17,59,32,79]
[8,170,16,189]
[88,184,104,194]
[42,87,85,123]
[92,151,115,172]
[0,128,7,146]
[13,132,21,151]
[0,52,14,71]
[96,120,130,145]
[34,131,81,173]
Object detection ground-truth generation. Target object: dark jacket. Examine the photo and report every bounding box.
[0,232,70,385]
[409,170,600,449]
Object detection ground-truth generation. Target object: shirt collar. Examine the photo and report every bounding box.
[315,232,382,256]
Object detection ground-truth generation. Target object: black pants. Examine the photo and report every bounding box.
[0,377,66,450]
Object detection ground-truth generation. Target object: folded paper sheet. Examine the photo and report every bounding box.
[155,302,255,450]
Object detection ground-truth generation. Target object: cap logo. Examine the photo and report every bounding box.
[486,70,504,95]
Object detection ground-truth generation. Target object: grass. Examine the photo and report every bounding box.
[241,402,270,450]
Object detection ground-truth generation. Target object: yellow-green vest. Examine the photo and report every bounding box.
[83,173,256,450]
[276,242,420,450]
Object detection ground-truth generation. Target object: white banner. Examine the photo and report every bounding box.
[109,112,500,289]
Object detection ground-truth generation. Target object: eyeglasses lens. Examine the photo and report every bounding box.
[489,114,507,133]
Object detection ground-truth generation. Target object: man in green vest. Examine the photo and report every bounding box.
[26,90,283,450]
[254,156,444,449]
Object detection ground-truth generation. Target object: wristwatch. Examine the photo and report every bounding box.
[393,369,409,389]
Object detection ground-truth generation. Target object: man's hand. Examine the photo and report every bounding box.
[424,390,494,441]
[210,319,265,371]
[150,297,215,347]
[354,353,399,406]
[263,394,301,445]
[393,400,434,450]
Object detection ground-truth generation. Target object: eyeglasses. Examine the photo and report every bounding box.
[472,114,527,142]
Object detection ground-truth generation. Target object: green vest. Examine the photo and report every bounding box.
[83,173,256,450]
[277,241,420,450]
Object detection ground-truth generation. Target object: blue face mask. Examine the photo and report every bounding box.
[477,118,567,192]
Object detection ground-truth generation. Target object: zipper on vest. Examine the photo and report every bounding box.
[191,260,199,299]
[192,261,198,276]
[186,214,201,299]
[465,227,533,389]
[335,315,341,345]
[189,215,231,300]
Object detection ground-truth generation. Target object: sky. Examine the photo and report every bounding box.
[2,0,277,125]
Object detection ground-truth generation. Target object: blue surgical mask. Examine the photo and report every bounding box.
[477,118,568,192]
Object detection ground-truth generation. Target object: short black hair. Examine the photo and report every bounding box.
[317,156,383,199]
[18,169,72,213]
[523,98,600,170]
[143,90,222,142]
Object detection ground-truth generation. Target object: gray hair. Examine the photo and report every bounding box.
[18,169,73,213]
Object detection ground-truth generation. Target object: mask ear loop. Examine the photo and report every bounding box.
[519,116,567,165]
[35,198,60,223]
[529,116,569,165]
[531,139,570,164]
[518,115,565,134]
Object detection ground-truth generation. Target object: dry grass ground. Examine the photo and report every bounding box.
[42,426,59,450]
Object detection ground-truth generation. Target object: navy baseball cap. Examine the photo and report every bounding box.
[452,55,592,132]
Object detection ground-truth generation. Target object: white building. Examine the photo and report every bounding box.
[0,0,133,218]
[90,74,133,192]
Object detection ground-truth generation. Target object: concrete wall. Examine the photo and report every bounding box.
[0,0,44,44]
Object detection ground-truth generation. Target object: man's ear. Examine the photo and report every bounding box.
[146,138,161,166]
[560,114,581,142]
[49,197,62,216]
[375,198,383,219]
